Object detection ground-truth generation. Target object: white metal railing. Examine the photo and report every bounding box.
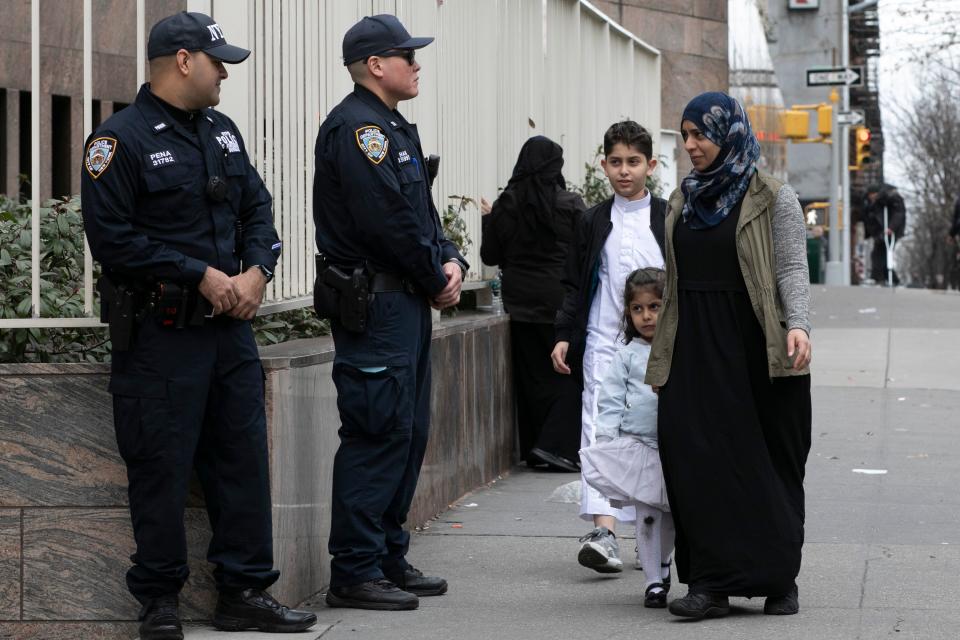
[1,0,660,329]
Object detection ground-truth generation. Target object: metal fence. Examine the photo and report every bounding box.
[1,0,660,329]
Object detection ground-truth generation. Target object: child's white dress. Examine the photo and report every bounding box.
[580,339,669,511]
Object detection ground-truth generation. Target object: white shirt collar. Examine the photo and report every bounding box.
[614,191,651,213]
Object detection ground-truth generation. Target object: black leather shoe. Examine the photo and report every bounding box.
[529,448,580,472]
[644,583,668,608]
[764,584,799,615]
[384,566,448,596]
[668,591,730,619]
[213,588,317,632]
[138,595,183,640]
[325,579,419,610]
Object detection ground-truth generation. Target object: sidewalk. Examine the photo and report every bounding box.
[187,286,960,640]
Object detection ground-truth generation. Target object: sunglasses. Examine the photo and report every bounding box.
[368,49,416,65]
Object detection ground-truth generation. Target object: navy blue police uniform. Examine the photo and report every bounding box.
[313,86,466,588]
[81,82,282,603]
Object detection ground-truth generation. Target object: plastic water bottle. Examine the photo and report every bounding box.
[490,275,504,315]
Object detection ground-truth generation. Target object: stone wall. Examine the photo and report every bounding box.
[0,313,513,638]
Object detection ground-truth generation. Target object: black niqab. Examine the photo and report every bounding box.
[491,136,566,246]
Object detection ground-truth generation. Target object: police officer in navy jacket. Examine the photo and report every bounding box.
[313,14,467,611]
[81,12,315,639]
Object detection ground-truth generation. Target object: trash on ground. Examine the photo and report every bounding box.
[546,480,581,504]
[451,523,463,528]
[463,503,478,508]
[858,307,877,314]
[897,397,906,402]
[907,453,929,459]
[852,468,888,475]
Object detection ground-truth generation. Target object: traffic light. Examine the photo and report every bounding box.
[853,126,872,170]
[816,104,832,136]
[781,110,810,139]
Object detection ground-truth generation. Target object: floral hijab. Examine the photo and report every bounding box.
[680,92,760,229]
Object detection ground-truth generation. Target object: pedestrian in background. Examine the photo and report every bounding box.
[646,91,812,620]
[480,136,586,472]
[580,267,674,609]
[81,11,316,639]
[312,14,467,611]
[864,183,906,285]
[552,121,667,574]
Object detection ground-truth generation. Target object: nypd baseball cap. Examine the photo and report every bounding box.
[148,12,250,63]
[342,14,433,65]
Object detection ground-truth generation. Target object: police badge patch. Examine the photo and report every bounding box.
[85,137,117,179]
[355,125,389,164]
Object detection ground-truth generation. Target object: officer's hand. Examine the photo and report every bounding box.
[227,268,268,320]
[199,267,240,315]
[431,262,463,310]
[551,341,571,375]
[787,328,812,370]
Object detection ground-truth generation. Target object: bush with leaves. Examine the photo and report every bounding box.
[442,195,474,255]
[0,195,111,363]
[568,146,665,207]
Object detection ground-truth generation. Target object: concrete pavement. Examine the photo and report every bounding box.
[184,285,960,639]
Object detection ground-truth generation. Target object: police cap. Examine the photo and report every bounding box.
[148,11,250,64]
[342,14,433,65]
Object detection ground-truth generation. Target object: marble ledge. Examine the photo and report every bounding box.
[258,312,509,371]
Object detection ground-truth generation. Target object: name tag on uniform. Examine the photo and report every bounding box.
[145,150,177,168]
[397,150,411,165]
[216,130,241,153]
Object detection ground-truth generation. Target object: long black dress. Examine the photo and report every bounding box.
[658,200,811,598]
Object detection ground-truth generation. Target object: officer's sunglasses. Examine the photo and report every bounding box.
[368,49,416,65]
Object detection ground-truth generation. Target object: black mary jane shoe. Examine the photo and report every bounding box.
[644,583,668,608]
[764,584,800,615]
[667,591,730,619]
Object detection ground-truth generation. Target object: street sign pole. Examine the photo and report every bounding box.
[826,88,843,285]
[841,0,852,286]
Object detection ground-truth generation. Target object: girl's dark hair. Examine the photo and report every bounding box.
[621,267,666,344]
[603,120,653,160]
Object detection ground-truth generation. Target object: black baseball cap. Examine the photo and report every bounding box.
[148,12,250,63]
[342,14,433,65]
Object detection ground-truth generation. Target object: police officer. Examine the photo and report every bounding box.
[313,14,467,611]
[81,12,316,639]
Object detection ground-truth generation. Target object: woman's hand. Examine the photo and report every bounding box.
[480,197,492,215]
[551,341,571,374]
[786,328,811,370]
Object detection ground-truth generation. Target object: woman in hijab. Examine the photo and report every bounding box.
[480,136,586,472]
[644,93,812,619]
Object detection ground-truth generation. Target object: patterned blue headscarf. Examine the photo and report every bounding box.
[680,92,760,229]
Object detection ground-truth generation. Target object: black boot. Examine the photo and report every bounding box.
[326,579,419,611]
[138,595,183,640]
[213,588,317,632]
[384,565,448,597]
[667,591,730,619]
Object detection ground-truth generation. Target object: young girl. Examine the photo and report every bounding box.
[580,268,674,608]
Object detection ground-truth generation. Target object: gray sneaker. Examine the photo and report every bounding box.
[577,527,623,573]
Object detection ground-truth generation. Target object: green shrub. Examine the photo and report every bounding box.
[0,195,110,363]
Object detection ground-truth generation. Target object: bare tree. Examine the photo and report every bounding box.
[889,60,960,287]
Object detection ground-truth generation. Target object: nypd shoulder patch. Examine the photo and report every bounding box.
[85,137,117,179]
[355,125,389,165]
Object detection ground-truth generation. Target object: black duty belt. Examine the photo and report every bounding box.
[370,272,416,294]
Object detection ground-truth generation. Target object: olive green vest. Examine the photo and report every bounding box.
[645,171,810,386]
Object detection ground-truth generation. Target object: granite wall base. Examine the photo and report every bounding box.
[0,313,514,637]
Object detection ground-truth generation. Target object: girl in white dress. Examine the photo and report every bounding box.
[580,268,674,608]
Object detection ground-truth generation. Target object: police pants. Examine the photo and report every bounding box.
[328,291,432,587]
[109,316,278,604]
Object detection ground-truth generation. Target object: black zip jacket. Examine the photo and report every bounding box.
[554,195,667,386]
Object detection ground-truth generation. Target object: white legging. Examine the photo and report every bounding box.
[632,501,675,589]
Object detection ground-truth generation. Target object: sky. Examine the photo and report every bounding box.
[879,0,959,190]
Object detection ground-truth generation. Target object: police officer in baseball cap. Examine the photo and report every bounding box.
[82,11,316,639]
[314,14,466,611]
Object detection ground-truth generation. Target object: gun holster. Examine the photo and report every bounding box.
[97,275,136,352]
[313,254,370,333]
